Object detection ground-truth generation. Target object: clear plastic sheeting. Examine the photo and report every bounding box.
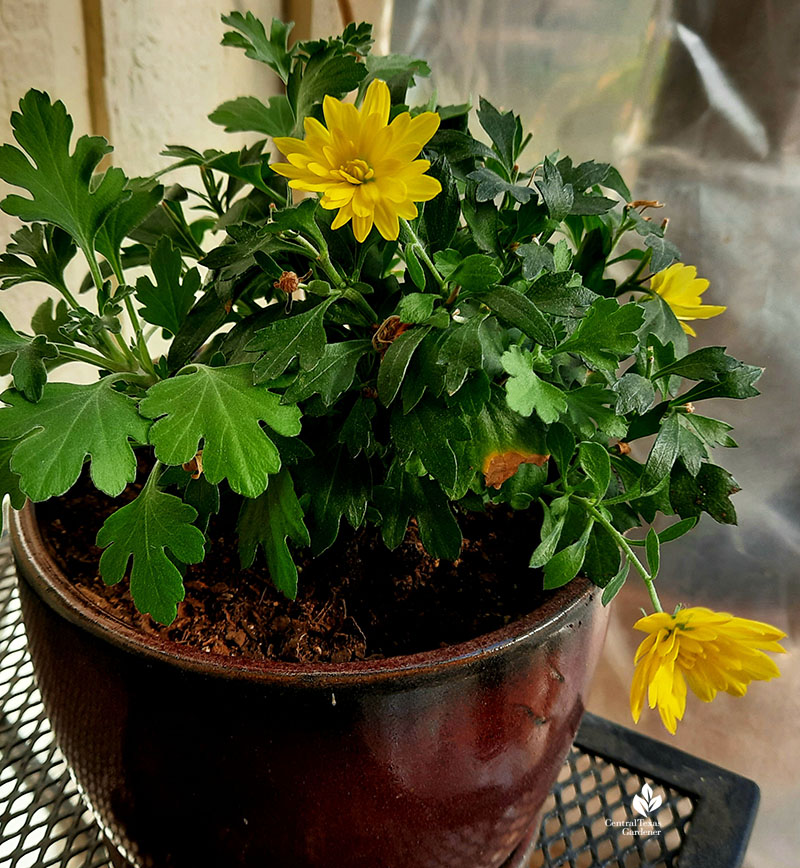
[392,3,800,865]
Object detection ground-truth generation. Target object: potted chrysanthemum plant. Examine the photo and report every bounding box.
[0,11,785,868]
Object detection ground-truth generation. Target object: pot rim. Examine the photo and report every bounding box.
[10,502,598,687]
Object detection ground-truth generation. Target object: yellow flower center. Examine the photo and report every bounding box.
[336,158,374,185]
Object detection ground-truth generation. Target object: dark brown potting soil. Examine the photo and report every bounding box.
[36,465,548,664]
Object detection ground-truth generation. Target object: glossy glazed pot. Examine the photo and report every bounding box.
[11,504,609,868]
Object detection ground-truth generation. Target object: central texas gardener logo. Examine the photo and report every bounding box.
[632,783,662,818]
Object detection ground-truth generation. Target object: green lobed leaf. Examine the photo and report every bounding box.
[448,253,502,292]
[288,48,367,135]
[221,12,293,82]
[299,448,370,555]
[555,298,643,372]
[374,461,461,559]
[675,364,763,404]
[360,53,431,98]
[527,271,598,317]
[0,378,149,500]
[437,315,486,395]
[547,423,576,477]
[96,475,206,625]
[669,461,740,524]
[640,412,680,494]
[248,298,334,383]
[569,193,616,216]
[95,178,163,278]
[683,413,736,449]
[553,240,573,272]
[563,385,627,439]
[579,441,611,500]
[0,437,27,535]
[556,157,611,192]
[397,293,435,323]
[613,372,655,416]
[419,155,460,252]
[543,518,593,588]
[391,397,470,492]
[466,166,535,204]
[536,157,573,221]
[377,326,430,405]
[479,286,555,347]
[675,418,708,476]
[645,235,681,273]
[0,312,58,401]
[209,95,294,137]
[582,523,622,588]
[638,296,689,362]
[139,364,301,498]
[237,468,310,599]
[462,187,501,257]
[401,330,446,412]
[501,345,566,423]
[0,223,76,292]
[476,97,517,171]
[529,496,569,567]
[652,346,743,382]
[135,238,201,336]
[404,244,426,289]
[338,396,377,457]
[0,90,129,260]
[516,242,554,280]
[428,129,496,165]
[283,339,370,405]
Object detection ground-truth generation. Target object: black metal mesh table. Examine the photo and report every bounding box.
[0,539,759,868]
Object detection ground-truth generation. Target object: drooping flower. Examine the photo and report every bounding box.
[270,80,442,242]
[630,606,786,734]
[650,263,726,336]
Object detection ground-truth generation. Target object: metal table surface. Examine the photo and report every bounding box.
[0,539,759,868]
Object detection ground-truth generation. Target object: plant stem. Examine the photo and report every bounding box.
[290,233,348,289]
[82,248,138,370]
[53,344,127,371]
[575,496,664,613]
[54,281,81,311]
[615,257,650,295]
[142,458,163,494]
[109,260,159,380]
[399,219,446,291]
[342,287,378,323]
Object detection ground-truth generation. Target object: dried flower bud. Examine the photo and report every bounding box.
[372,316,411,356]
[274,271,301,294]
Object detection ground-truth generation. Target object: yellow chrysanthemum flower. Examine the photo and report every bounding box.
[630,606,786,734]
[650,263,726,336]
[270,79,442,243]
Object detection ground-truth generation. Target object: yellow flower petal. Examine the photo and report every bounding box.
[361,78,391,126]
[649,263,725,336]
[629,606,785,734]
[270,81,441,242]
[352,213,374,243]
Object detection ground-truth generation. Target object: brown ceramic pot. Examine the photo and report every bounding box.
[10,503,609,868]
